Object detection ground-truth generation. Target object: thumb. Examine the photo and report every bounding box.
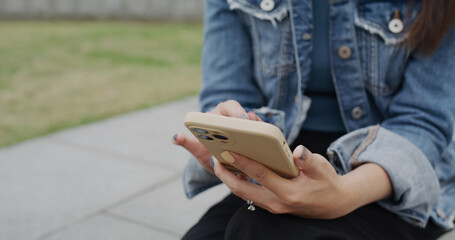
[292,145,328,179]
[172,133,210,160]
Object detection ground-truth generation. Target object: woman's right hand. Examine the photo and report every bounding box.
[173,100,261,174]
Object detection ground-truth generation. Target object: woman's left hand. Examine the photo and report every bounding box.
[212,145,357,219]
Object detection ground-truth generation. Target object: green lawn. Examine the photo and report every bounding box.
[0,21,203,147]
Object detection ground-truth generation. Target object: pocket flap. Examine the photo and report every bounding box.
[354,1,420,45]
[227,0,288,22]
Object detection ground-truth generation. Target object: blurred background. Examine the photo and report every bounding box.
[0,0,204,147]
[0,1,230,240]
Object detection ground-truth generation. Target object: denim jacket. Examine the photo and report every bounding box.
[183,0,455,230]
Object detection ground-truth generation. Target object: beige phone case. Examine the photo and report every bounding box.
[184,112,299,178]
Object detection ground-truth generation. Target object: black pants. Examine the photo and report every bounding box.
[182,130,447,240]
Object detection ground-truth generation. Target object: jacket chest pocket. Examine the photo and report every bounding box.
[354,0,420,96]
[228,0,296,79]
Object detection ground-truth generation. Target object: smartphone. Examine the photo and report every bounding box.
[184,112,299,179]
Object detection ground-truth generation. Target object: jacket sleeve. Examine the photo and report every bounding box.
[328,27,455,227]
[183,0,267,198]
[199,0,266,112]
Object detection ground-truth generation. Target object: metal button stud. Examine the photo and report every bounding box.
[351,106,363,120]
[338,46,352,59]
[302,33,313,41]
[389,10,404,33]
[389,19,404,33]
[260,0,275,12]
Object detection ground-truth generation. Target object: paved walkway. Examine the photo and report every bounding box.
[1,96,453,240]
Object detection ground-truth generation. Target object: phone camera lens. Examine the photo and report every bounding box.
[192,128,208,134]
[198,135,214,140]
[213,134,228,140]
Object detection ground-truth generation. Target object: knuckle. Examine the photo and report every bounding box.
[253,169,267,182]
[282,193,300,206]
[229,182,243,196]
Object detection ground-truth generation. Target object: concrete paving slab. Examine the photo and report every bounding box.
[108,179,230,236]
[0,139,175,240]
[50,97,199,170]
[43,214,179,240]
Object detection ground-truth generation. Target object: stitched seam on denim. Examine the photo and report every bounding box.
[293,1,311,29]
[328,2,350,132]
[285,0,304,144]
[279,17,296,73]
[249,16,281,78]
[372,33,379,97]
[274,18,291,109]
[364,81,392,95]
[248,14,266,92]
[227,0,289,22]
[349,1,372,126]
[254,20,296,76]
[358,28,367,87]
[350,125,379,166]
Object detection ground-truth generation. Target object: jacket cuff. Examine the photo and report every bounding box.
[328,125,440,227]
[182,155,221,199]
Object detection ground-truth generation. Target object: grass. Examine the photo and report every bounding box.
[0,21,203,147]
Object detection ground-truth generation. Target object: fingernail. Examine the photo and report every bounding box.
[238,113,249,120]
[172,134,178,144]
[210,156,215,166]
[299,146,308,161]
[221,151,235,164]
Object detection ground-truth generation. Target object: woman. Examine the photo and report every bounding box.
[174,0,455,239]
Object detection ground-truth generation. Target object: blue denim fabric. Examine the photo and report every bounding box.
[183,0,455,230]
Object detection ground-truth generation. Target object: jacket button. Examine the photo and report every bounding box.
[260,0,275,12]
[388,19,404,33]
[338,46,352,59]
[302,33,313,41]
[351,106,363,120]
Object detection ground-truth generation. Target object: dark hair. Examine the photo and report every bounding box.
[406,0,455,55]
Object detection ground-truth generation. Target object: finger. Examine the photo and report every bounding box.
[214,100,249,119]
[212,157,264,197]
[213,158,292,215]
[247,111,263,122]
[173,133,210,160]
[224,151,294,199]
[293,145,333,179]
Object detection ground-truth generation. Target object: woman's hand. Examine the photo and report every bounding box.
[212,145,392,219]
[173,100,261,174]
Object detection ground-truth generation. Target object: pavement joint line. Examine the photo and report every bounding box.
[103,211,182,237]
[34,173,182,240]
[102,172,182,212]
[46,136,178,172]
